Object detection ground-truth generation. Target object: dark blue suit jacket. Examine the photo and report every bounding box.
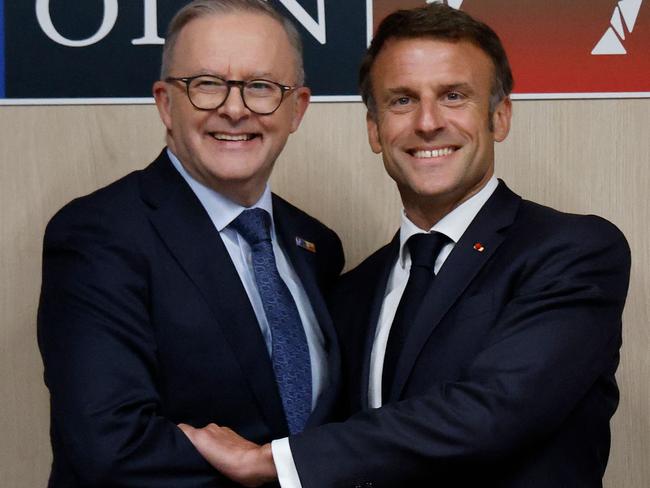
[37,150,344,487]
[290,181,630,487]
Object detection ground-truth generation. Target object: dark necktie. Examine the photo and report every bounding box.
[230,208,312,434]
[382,232,448,402]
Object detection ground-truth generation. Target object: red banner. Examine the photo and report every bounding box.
[370,0,650,97]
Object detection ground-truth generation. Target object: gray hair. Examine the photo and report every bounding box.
[160,0,305,85]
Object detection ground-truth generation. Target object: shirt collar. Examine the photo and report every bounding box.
[167,148,275,233]
[398,176,499,268]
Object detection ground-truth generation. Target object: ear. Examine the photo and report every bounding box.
[153,80,173,131]
[492,96,512,142]
[289,87,311,133]
[366,111,382,154]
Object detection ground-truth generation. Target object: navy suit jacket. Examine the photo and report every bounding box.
[37,150,344,487]
[290,181,630,487]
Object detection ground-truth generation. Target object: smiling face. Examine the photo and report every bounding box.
[367,37,512,229]
[153,12,310,206]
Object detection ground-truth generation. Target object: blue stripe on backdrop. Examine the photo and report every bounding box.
[0,0,5,97]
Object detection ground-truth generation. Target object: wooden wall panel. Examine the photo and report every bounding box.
[495,100,650,488]
[0,99,648,487]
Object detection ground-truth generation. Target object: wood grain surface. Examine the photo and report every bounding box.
[1,99,647,487]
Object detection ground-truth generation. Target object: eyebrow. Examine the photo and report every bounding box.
[188,70,279,81]
[383,86,419,100]
[248,71,277,80]
[440,83,475,95]
[383,82,476,97]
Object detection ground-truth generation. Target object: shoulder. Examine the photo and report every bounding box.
[43,155,168,257]
[40,168,156,304]
[500,199,631,300]
[46,170,142,239]
[46,150,176,240]
[515,199,629,254]
[335,237,397,295]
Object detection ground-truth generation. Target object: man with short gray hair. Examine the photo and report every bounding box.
[37,1,343,486]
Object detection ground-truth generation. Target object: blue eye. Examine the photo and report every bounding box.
[445,92,464,102]
[190,76,226,93]
[389,96,413,109]
[197,80,220,88]
[387,95,417,113]
[247,81,274,92]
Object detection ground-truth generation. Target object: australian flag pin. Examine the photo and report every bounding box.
[295,236,317,253]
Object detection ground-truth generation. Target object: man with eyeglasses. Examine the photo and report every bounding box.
[37,1,343,486]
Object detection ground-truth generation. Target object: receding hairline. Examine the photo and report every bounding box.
[160,2,305,84]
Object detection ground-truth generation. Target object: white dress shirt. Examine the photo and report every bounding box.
[273,176,499,487]
[168,149,328,408]
[368,176,498,408]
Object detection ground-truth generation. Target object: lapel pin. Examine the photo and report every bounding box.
[295,236,317,253]
[473,242,485,252]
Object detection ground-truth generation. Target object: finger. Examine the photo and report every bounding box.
[177,423,195,436]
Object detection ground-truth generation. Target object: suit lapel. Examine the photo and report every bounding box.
[360,234,400,409]
[389,182,522,402]
[139,152,288,435]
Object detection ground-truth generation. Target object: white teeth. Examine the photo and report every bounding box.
[213,133,254,141]
[413,147,455,158]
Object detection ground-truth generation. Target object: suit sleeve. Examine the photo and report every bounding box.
[37,203,230,487]
[288,216,631,487]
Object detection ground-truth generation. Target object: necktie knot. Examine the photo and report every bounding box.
[407,232,448,272]
[231,208,271,245]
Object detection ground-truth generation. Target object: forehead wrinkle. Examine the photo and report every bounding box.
[440,82,475,94]
[382,81,475,99]
[171,14,298,82]
[179,66,292,85]
[386,86,417,96]
[247,71,280,80]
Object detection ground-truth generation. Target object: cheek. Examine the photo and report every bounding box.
[177,113,209,138]
[260,117,282,135]
[447,106,486,131]
[375,123,403,153]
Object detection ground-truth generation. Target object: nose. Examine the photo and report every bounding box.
[217,86,250,122]
[414,100,445,138]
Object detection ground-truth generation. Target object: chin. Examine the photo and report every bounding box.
[412,180,453,196]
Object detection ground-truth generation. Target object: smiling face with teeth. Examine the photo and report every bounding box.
[153,12,310,206]
[367,37,512,229]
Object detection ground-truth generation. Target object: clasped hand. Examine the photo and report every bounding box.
[178,423,277,487]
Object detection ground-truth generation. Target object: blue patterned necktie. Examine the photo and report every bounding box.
[383,232,449,402]
[230,208,312,434]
